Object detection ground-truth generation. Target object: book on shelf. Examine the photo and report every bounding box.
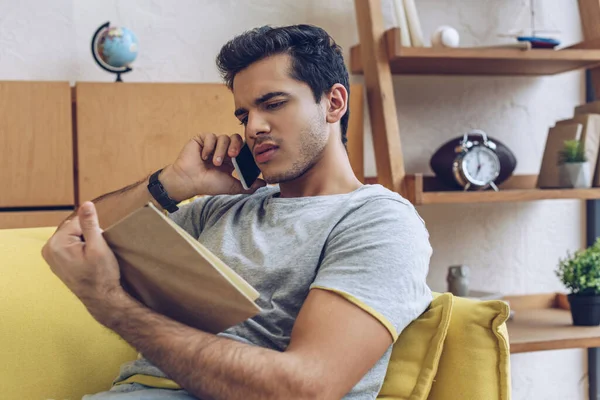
[102,202,261,334]
[403,0,424,47]
[392,0,424,47]
[393,0,411,46]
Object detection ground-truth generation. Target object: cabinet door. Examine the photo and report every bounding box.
[75,83,241,203]
[0,81,74,207]
[0,210,72,229]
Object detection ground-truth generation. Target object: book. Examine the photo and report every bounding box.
[403,0,424,47]
[537,122,583,188]
[102,202,261,334]
[393,0,412,47]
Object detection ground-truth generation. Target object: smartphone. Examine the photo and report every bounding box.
[232,142,261,190]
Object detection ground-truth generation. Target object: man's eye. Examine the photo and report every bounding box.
[266,101,285,110]
[239,117,248,126]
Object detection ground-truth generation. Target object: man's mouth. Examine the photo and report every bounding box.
[254,144,279,163]
[256,146,276,155]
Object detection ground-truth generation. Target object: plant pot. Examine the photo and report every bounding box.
[567,294,600,326]
[559,162,591,188]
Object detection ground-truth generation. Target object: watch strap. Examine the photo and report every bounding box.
[147,168,179,213]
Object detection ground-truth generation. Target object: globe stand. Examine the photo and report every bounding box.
[114,71,129,82]
[91,21,133,83]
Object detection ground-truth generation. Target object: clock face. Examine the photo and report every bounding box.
[461,146,501,186]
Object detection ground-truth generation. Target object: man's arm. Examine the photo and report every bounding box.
[93,287,392,400]
[68,133,263,230]
[66,165,190,229]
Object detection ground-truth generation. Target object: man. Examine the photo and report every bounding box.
[42,24,432,400]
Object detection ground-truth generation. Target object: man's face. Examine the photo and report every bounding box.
[232,53,328,184]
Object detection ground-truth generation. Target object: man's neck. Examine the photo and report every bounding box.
[277,141,362,198]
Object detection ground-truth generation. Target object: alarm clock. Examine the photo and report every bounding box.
[452,130,501,191]
[430,130,516,191]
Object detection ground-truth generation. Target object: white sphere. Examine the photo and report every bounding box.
[431,26,460,48]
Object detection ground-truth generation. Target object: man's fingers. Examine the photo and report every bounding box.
[213,135,231,166]
[228,134,244,158]
[42,217,83,264]
[78,202,103,246]
[201,133,217,161]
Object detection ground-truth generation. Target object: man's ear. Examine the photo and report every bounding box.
[325,83,348,124]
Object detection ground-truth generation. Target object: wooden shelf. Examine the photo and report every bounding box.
[397,174,600,205]
[504,293,600,354]
[350,28,600,76]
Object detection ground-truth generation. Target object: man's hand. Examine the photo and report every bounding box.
[41,201,123,324]
[161,133,266,201]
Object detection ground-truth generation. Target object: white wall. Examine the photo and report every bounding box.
[1,0,588,398]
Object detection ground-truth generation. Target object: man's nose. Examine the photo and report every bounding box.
[245,112,269,140]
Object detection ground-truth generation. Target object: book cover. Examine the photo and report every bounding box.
[102,202,261,334]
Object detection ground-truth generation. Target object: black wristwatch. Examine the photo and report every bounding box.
[147,168,179,213]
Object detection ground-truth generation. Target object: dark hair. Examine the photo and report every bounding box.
[216,24,350,147]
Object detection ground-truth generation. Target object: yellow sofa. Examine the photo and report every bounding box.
[1,227,511,400]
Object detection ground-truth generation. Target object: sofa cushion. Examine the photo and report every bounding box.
[427,294,511,400]
[377,292,453,400]
[0,227,138,400]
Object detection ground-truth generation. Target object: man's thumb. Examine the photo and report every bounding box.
[78,201,103,244]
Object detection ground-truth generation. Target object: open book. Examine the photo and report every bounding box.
[102,202,261,334]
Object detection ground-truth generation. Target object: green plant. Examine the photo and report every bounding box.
[556,238,600,295]
[559,139,587,164]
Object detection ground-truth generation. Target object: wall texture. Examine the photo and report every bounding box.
[0,0,588,398]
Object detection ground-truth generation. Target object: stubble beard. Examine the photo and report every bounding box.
[263,114,328,185]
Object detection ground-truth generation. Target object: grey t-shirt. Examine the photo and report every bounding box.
[113,184,433,399]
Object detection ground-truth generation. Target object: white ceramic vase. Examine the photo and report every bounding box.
[559,162,591,188]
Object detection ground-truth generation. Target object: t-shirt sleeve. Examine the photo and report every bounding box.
[166,196,211,239]
[167,193,249,239]
[309,198,433,342]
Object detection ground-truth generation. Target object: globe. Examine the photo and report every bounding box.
[91,22,138,81]
[97,26,138,68]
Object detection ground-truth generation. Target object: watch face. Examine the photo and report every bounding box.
[461,146,501,186]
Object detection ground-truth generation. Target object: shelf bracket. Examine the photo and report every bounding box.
[353,0,406,194]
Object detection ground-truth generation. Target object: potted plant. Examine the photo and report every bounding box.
[558,139,591,188]
[556,238,600,326]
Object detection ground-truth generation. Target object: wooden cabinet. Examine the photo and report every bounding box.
[0,81,74,207]
[0,81,364,228]
[0,211,72,229]
[74,82,365,203]
[74,82,242,203]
